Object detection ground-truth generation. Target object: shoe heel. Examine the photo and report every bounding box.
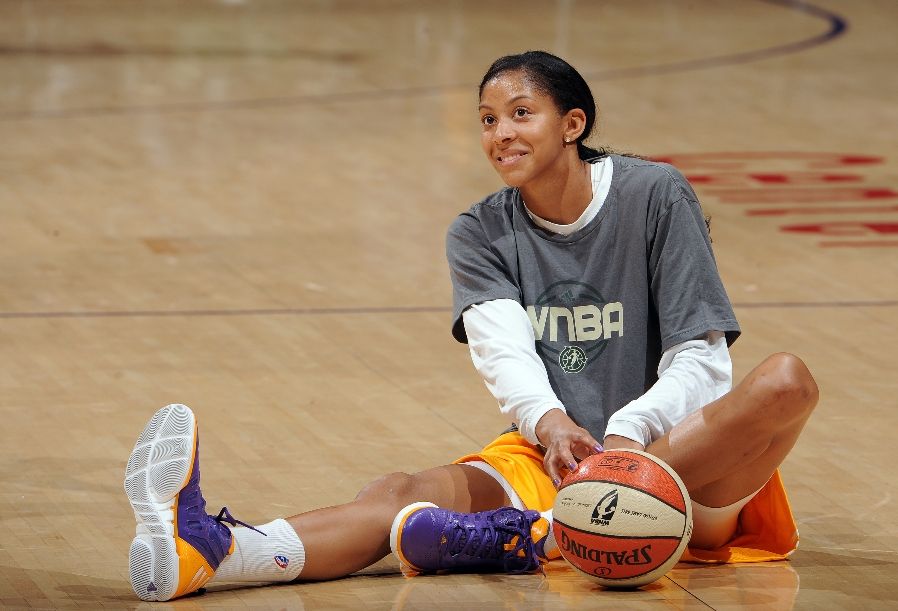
[129,534,177,602]
[389,502,437,575]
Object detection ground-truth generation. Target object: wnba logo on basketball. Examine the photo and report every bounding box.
[526,281,624,373]
[591,489,619,526]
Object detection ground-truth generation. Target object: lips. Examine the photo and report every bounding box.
[497,151,527,164]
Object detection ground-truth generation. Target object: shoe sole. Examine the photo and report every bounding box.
[124,404,197,601]
[389,501,437,576]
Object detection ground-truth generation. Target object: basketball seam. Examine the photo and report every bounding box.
[553,518,686,541]
[558,479,688,514]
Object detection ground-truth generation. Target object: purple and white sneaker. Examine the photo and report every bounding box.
[390,502,543,575]
[124,404,259,601]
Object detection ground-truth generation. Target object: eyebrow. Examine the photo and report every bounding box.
[478,95,536,111]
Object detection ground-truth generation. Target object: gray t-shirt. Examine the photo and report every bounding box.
[446,155,740,440]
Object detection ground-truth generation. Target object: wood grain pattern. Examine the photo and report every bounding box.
[1,1,895,608]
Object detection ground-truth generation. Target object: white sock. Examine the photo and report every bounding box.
[539,509,558,557]
[210,518,306,583]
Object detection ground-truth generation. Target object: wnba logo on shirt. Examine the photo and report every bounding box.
[526,281,623,373]
[559,346,588,373]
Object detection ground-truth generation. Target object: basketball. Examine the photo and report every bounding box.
[552,450,693,588]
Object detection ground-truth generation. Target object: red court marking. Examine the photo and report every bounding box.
[748,205,898,216]
[782,222,898,236]
[652,152,883,171]
[819,240,898,248]
[703,188,898,204]
[659,151,897,248]
[686,173,863,186]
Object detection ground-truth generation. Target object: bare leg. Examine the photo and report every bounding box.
[645,352,818,507]
[287,464,508,580]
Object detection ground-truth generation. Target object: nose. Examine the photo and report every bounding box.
[494,118,515,144]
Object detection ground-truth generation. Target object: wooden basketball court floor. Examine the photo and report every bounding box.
[1,0,896,608]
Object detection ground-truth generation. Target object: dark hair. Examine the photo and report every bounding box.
[479,50,606,160]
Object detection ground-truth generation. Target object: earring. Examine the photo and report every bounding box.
[564,137,570,143]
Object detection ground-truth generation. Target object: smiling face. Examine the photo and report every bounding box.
[478,70,583,189]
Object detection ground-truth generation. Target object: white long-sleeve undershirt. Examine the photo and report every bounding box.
[465,299,565,445]
[462,298,732,447]
[605,330,731,447]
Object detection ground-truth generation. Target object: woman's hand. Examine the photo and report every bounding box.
[535,409,603,487]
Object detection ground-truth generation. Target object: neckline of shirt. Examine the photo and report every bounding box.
[522,156,614,236]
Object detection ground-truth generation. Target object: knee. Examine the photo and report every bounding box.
[354,472,423,509]
[752,352,819,421]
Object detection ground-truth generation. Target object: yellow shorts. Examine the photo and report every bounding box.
[455,431,799,564]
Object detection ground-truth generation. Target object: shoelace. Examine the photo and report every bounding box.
[448,508,538,573]
[214,506,267,536]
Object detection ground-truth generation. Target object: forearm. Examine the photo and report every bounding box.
[605,332,732,447]
[464,299,566,445]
